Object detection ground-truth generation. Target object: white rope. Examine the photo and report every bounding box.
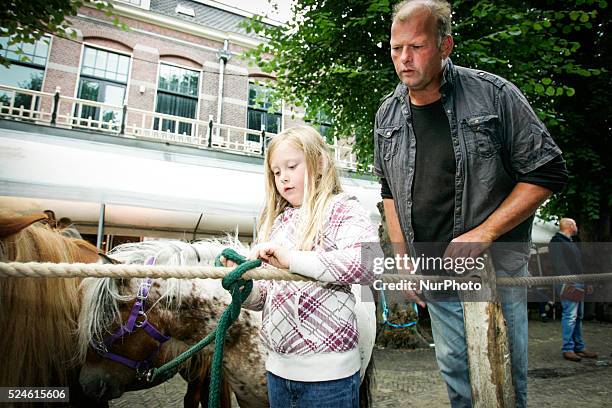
[0,262,610,286]
[0,262,311,281]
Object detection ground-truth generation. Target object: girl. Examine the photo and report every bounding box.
[221,126,379,407]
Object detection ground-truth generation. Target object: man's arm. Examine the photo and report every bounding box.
[383,198,405,246]
[383,198,425,306]
[445,182,552,258]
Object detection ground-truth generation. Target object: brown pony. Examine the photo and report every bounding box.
[0,211,101,405]
[0,212,236,407]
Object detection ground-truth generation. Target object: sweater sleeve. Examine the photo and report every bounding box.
[289,197,382,285]
[241,280,269,311]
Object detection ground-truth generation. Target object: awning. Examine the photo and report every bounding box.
[0,124,382,237]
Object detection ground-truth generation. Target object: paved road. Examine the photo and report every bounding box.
[110,320,612,407]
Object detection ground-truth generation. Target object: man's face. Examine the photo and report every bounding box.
[390,10,450,93]
[571,220,578,236]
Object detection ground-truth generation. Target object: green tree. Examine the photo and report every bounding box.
[1,0,118,67]
[244,0,610,239]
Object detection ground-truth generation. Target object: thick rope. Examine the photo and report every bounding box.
[0,261,610,286]
[0,262,310,281]
[145,249,259,408]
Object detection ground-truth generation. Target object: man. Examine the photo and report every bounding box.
[549,218,597,362]
[373,1,568,407]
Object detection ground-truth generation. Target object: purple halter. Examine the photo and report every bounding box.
[91,257,171,379]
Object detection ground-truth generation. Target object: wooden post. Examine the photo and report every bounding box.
[463,253,515,407]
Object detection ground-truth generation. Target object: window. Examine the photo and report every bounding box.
[154,64,199,135]
[176,4,195,17]
[307,109,333,141]
[115,0,151,10]
[77,46,130,128]
[116,0,143,7]
[0,35,49,115]
[81,46,130,83]
[247,82,281,142]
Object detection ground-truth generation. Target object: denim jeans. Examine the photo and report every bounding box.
[561,300,585,353]
[267,371,359,408]
[426,263,528,408]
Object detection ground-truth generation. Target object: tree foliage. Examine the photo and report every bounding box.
[1,0,116,67]
[244,0,610,238]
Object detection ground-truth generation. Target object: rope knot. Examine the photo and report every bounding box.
[215,248,261,292]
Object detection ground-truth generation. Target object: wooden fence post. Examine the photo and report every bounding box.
[463,253,515,407]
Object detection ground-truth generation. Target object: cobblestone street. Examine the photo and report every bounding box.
[110,320,612,407]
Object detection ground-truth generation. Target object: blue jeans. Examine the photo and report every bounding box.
[267,371,359,408]
[561,300,585,353]
[426,263,528,408]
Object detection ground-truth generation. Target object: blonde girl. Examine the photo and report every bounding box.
[221,125,379,408]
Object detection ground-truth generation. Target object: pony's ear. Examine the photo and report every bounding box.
[0,213,49,238]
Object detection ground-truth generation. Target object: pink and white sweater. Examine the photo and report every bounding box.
[243,193,380,382]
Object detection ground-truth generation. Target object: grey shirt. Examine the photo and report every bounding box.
[373,59,563,246]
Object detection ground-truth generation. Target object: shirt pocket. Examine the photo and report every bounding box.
[376,125,403,160]
[461,114,501,158]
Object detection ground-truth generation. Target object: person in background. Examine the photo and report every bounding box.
[549,218,597,362]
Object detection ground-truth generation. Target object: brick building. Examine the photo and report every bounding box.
[0,0,379,248]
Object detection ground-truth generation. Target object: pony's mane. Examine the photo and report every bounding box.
[0,212,99,387]
[0,210,99,264]
[77,238,247,362]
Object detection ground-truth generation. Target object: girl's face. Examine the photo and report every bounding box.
[269,140,307,207]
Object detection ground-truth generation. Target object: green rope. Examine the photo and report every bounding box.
[146,248,261,408]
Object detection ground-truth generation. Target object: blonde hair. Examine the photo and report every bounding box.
[258,126,342,250]
[393,0,452,47]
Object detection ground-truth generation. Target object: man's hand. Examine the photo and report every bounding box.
[443,226,496,260]
[395,255,425,307]
[248,243,290,270]
[403,287,426,307]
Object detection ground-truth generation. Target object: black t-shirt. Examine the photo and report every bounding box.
[410,99,455,244]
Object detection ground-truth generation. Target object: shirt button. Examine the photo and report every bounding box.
[456,208,461,213]
[447,109,451,114]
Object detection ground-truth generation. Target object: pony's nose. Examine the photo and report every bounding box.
[80,367,124,402]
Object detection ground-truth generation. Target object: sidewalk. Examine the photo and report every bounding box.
[373,320,612,407]
[109,320,612,407]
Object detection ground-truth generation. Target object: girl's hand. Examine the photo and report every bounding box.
[219,256,237,268]
[249,243,290,270]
